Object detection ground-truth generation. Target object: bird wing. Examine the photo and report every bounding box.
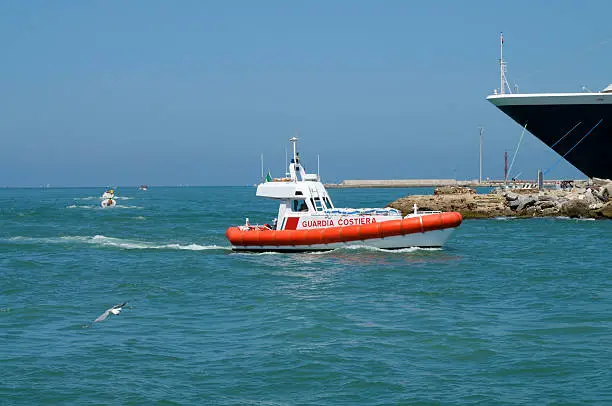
[113,302,127,309]
[94,309,111,323]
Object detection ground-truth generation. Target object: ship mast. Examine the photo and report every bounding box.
[499,32,512,94]
[500,33,504,94]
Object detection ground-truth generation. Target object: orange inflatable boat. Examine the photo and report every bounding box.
[227,211,462,251]
[226,137,463,252]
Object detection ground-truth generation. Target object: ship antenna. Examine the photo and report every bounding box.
[499,32,513,94]
[289,135,298,181]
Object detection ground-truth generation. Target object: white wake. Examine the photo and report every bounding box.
[6,235,228,251]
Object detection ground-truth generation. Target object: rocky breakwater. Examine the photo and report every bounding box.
[388,182,612,219]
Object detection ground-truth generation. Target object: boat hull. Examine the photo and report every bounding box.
[226,212,462,252]
[101,199,116,208]
[487,93,612,179]
[228,228,456,252]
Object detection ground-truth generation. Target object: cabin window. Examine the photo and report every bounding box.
[295,191,303,196]
[312,198,324,211]
[292,200,299,211]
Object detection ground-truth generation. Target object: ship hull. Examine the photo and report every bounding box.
[487,93,612,179]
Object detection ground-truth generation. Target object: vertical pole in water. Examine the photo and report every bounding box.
[479,127,484,183]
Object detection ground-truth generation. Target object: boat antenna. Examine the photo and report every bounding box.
[288,136,299,181]
[317,154,320,181]
[289,136,298,164]
[499,32,513,95]
[260,153,264,181]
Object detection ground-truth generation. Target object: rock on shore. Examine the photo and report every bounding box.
[388,182,612,219]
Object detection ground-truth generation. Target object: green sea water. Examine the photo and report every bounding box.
[1,186,611,405]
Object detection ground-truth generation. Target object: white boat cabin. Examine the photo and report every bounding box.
[255,137,402,231]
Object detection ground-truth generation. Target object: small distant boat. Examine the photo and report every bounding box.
[225,137,463,252]
[101,189,115,199]
[138,185,148,191]
[101,188,116,207]
[101,198,116,208]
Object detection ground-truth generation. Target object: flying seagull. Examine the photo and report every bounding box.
[94,302,127,323]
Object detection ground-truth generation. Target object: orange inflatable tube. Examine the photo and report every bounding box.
[226,212,462,247]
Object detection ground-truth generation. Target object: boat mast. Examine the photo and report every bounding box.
[261,153,264,181]
[290,136,298,163]
[499,32,512,95]
[289,135,298,181]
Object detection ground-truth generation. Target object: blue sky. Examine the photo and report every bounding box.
[1,0,611,186]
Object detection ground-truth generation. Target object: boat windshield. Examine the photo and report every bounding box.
[292,200,309,212]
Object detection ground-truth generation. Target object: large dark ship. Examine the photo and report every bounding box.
[486,34,612,180]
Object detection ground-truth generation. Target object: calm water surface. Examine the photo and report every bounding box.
[1,187,611,405]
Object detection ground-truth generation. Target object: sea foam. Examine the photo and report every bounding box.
[6,235,228,251]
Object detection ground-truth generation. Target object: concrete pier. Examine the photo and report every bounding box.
[325,179,574,188]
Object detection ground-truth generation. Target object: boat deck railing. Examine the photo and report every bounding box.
[319,207,401,216]
[407,210,442,216]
